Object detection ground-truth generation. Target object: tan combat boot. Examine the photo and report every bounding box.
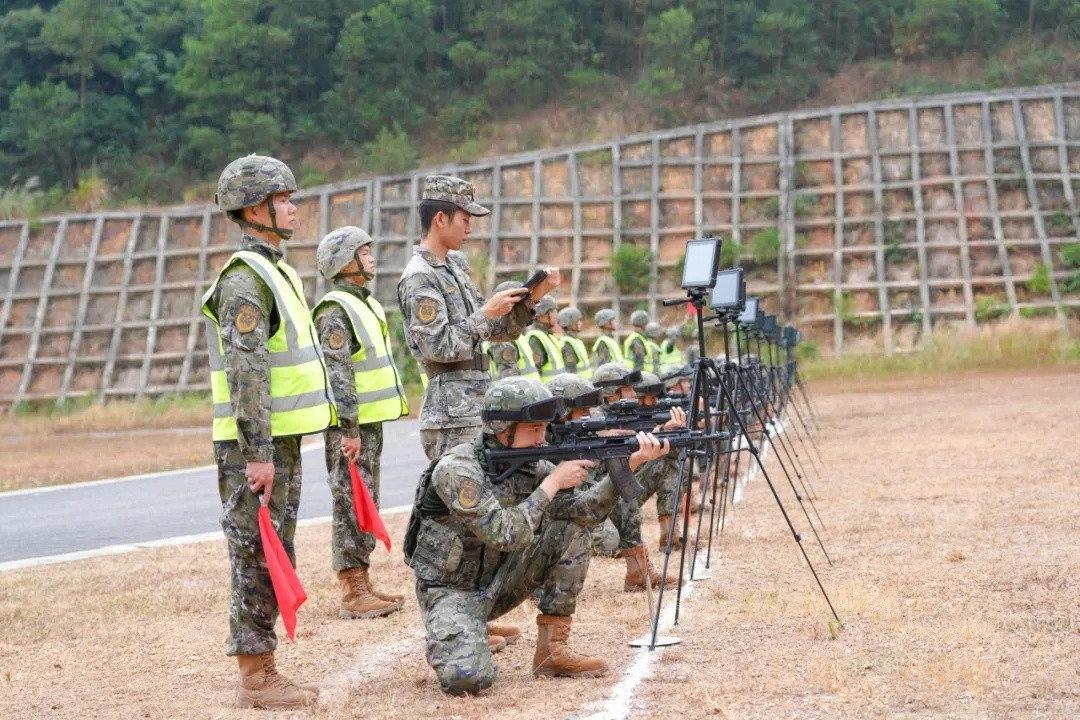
[532,614,607,678]
[656,515,683,552]
[235,653,318,710]
[364,566,405,607]
[488,634,508,653]
[486,621,522,647]
[623,544,679,592]
[338,568,400,619]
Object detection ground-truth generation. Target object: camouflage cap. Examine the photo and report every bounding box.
[423,175,490,216]
[216,154,297,212]
[534,296,558,315]
[630,310,649,327]
[557,307,582,328]
[482,376,554,435]
[317,226,373,279]
[645,321,663,339]
[593,308,616,328]
[592,362,635,387]
[633,371,664,397]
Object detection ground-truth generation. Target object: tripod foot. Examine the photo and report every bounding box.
[629,636,682,648]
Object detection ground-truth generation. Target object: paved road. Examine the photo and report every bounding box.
[0,419,431,565]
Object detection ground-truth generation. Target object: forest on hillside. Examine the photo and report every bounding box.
[0,0,1078,215]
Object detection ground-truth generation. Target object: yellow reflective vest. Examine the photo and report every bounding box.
[623,330,655,373]
[559,335,593,380]
[523,328,566,378]
[647,339,663,373]
[658,339,683,372]
[314,290,409,424]
[202,251,335,442]
[591,334,624,367]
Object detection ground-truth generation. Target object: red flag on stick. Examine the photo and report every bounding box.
[349,461,391,552]
[257,505,307,643]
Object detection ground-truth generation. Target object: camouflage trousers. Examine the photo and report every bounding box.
[590,455,680,554]
[215,436,303,657]
[325,423,384,572]
[420,425,481,461]
[416,519,591,695]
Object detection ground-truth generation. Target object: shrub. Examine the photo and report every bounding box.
[610,244,654,294]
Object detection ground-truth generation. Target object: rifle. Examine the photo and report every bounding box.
[547,410,672,442]
[485,429,728,503]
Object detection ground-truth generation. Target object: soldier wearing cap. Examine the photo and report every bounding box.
[201,154,334,710]
[397,175,561,460]
[524,295,566,379]
[623,310,654,373]
[313,226,409,621]
[556,307,592,380]
[403,377,669,695]
[590,308,624,368]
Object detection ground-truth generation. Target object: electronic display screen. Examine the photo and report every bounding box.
[709,267,745,311]
[738,297,758,324]
[681,237,722,289]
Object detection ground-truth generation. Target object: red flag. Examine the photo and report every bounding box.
[257,505,307,643]
[349,461,392,552]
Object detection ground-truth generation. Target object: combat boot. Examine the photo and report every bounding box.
[488,634,508,653]
[338,568,399,619]
[532,614,607,678]
[486,622,522,646]
[656,515,683,552]
[623,544,679,592]
[235,653,318,710]
[364,567,405,607]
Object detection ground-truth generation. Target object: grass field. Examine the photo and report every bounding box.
[1,368,1077,719]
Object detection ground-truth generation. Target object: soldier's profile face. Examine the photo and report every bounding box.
[504,422,548,448]
[249,192,296,233]
[357,244,375,273]
[439,208,471,249]
[639,394,657,407]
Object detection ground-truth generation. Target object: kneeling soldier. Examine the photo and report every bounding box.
[404,377,668,695]
[314,226,409,619]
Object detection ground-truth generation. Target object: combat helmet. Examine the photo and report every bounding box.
[630,310,649,327]
[534,296,558,316]
[633,371,665,398]
[546,373,601,415]
[557,307,582,329]
[645,321,663,340]
[495,280,523,292]
[216,154,298,239]
[317,226,375,280]
[592,363,640,389]
[481,377,558,436]
[593,308,616,330]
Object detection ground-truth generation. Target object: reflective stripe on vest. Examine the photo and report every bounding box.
[524,328,565,378]
[560,335,593,380]
[590,334,624,366]
[315,290,409,424]
[623,331,654,373]
[202,251,335,441]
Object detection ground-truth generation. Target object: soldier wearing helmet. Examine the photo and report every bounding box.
[658,325,684,373]
[485,281,541,382]
[200,154,333,710]
[556,306,592,380]
[644,321,664,372]
[397,175,561,460]
[524,295,566,379]
[312,226,410,621]
[404,377,668,695]
[590,308,624,368]
[623,310,654,373]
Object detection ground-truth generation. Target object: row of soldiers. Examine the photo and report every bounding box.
[202,156,702,709]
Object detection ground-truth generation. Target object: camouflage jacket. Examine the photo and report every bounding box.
[408,436,620,590]
[205,234,288,463]
[312,280,371,439]
[397,246,533,430]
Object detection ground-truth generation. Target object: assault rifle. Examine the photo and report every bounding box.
[547,410,673,442]
[485,429,728,503]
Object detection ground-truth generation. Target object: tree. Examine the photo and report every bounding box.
[894,0,1003,58]
[640,7,709,97]
[41,0,131,112]
[1,82,82,186]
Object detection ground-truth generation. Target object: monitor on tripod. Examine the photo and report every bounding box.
[762,314,778,339]
[681,237,723,290]
[783,326,801,347]
[709,267,745,312]
[738,297,759,325]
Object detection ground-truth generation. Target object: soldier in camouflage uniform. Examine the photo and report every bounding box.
[556,307,592,378]
[486,281,540,380]
[624,310,652,372]
[645,321,665,372]
[202,155,334,710]
[524,296,565,379]
[314,226,409,620]
[405,377,668,695]
[397,175,561,460]
[590,308,623,367]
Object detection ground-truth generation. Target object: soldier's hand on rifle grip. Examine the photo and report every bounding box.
[661,406,687,431]
[531,267,562,299]
[341,435,362,464]
[628,432,669,470]
[246,461,275,505]
[542,459,596,497]
[481,287,529,319]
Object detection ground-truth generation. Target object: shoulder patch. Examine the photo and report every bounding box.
[500,345,517,363]
[235,303,260,334]
[328,328,348,350]
[416,297,438,324]
[457,478,481,509]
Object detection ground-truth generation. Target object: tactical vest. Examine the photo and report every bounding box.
[202,251,335,441]
[524,328,566,378]
[482,338,540,382]
[623,331,655,373]
[591,334,624,366]
[560,335,593,380]
[313,290,409,424]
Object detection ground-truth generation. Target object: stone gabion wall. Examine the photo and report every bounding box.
[1,84,1078,409]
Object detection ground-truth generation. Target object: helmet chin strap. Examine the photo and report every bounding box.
[238,197,293,239]
[336,250,375,281]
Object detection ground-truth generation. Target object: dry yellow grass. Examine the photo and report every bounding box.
[1,369,1078,719]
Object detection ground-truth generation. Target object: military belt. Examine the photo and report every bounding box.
[423,355,490,376]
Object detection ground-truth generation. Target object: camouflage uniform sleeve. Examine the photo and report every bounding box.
[561,342,578,373]
[629,338,646,371]
[399,273,489,363]
[314,304,360,439]
[432,455,550,551]
[527,334,546,369]
[490,342,521,378]
[593,341,610,367]
[545,465,620,527]
[213,265,276,463]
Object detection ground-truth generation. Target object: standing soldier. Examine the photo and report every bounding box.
[313,226,408,620]
[398,175,560,460]
[486,281,541,381]
[202,154,335,710]
[658,326,684,374]
[524,296,566,379]
[623,310,653,373]
[590,308,624,368]
[644,322,664,373]
[557,307,592,380]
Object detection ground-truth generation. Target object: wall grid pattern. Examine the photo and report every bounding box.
[2,84,1079,408]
